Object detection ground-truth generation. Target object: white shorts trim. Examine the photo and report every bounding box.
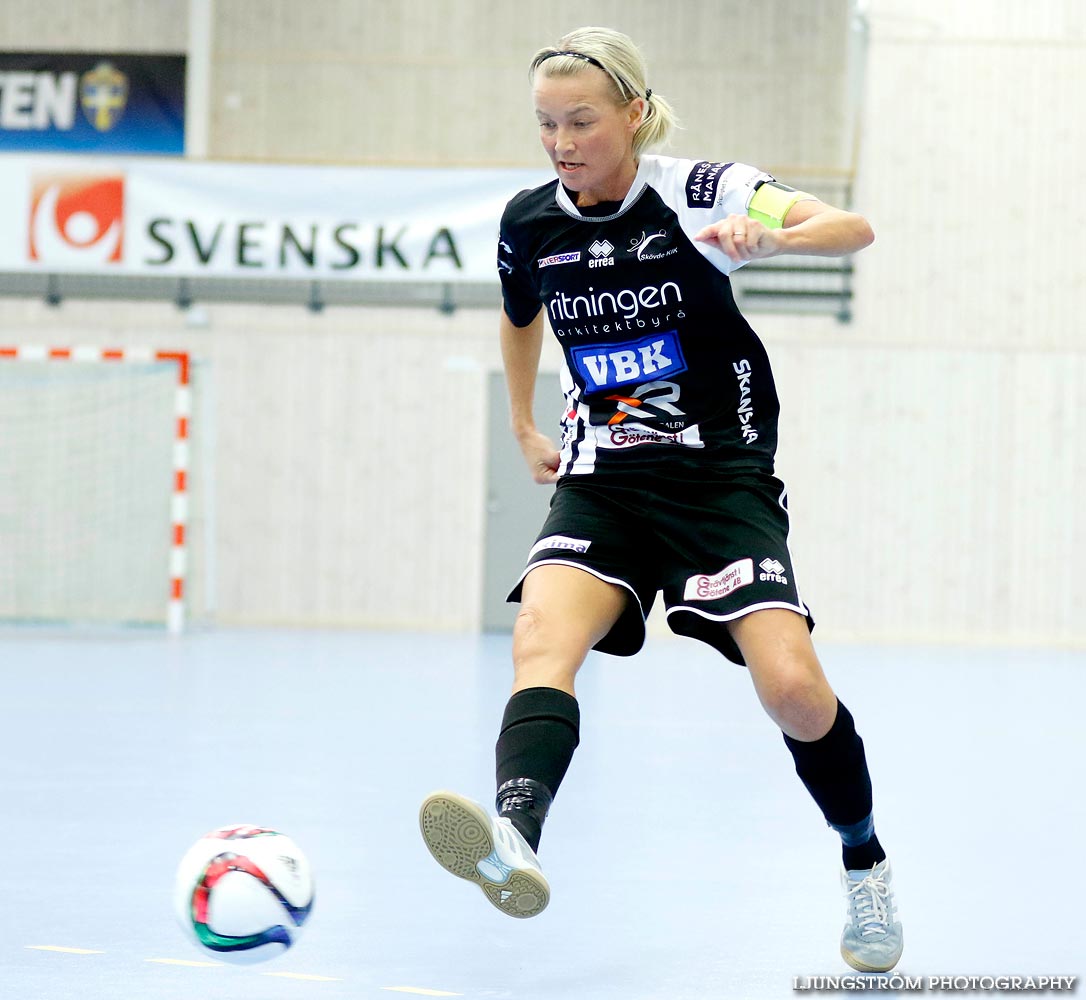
[776,484,808,613]
[513,559,647,619]
[665,600,809,624]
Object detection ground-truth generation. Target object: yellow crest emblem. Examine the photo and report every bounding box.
[79,62,129,132]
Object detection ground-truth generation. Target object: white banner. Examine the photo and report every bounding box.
[0,156,551,282]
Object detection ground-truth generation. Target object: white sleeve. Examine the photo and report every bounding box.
[649,156,775,275]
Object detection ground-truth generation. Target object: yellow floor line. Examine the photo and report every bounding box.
[25,945,104,955]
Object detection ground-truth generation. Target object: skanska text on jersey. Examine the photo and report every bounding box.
[547,280,684,338]
[734,359,758,444]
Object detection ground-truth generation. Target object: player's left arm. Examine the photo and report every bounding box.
[694,189,874,264]
[772,197,874,256]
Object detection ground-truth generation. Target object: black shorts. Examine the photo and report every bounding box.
[507,470,814,666]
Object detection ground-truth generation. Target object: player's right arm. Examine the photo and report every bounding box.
[500,308,560,485]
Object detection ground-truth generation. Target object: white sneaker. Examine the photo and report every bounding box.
[840,858,904,972]
[419,790,550,918]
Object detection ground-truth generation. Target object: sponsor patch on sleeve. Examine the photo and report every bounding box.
[683,558,753,601]
[529,534,593,559]
[685,161,732,208]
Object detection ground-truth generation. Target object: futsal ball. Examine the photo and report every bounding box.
[174,824,315,964]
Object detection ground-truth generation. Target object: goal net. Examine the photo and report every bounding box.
[0,346,197,632]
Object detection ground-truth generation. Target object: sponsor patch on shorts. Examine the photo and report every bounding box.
[683,558,753,601]
[529,534,592,558]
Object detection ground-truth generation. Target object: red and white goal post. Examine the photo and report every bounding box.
[0,345,194,633]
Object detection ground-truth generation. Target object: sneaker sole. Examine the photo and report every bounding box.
[840,943,903,974]
[419,791,549,919]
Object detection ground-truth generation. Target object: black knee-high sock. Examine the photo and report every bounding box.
[783,700,886,871]
[494,687,580,853]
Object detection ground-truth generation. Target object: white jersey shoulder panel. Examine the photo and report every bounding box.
[640,154,774,276]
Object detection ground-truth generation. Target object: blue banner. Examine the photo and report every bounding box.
[0,53,185,155]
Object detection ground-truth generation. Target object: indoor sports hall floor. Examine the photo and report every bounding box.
[2,626,1082,1000]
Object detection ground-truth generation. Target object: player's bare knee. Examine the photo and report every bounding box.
[512,604,549,658]
[757,665,836,738]
[512,605,586,672]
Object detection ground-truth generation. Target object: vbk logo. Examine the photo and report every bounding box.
[29,174,125,265]
[587,239,614,268]
[570,330,687,393]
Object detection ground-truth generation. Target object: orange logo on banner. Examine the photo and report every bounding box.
[29,175,125,265]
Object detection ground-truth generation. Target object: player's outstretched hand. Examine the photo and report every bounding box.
[694,214,781,264]
[517,429,561,484]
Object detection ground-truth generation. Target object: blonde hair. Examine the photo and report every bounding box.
[530,26,677,156]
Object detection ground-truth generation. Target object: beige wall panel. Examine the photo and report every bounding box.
[766,341,1086,647]
[0,0,186,51]
[210,310,494,629]
[209,0,852,172]
[852,6,1086,350]
[867,0,1085,42]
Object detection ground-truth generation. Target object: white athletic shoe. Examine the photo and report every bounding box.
[419,790,550,918]
[840,858,904,972]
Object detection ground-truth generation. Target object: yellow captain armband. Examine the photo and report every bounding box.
[747,181,815,230]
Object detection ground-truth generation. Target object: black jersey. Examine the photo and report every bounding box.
[498,154,783,478]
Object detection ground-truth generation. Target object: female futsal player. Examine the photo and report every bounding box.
[420,26,902,973]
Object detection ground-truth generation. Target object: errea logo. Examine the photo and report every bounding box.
[588,239,615,268]
[759,558,788,584]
